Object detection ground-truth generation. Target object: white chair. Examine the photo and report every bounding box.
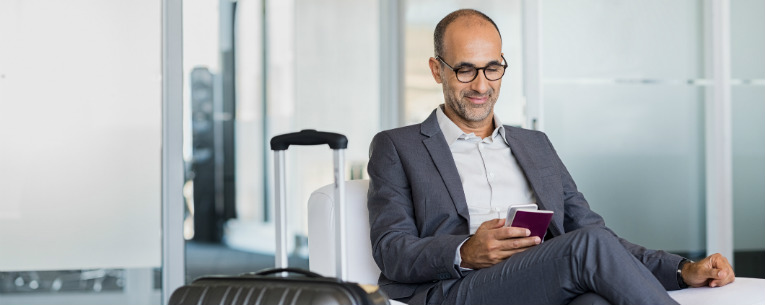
[307,179,765,305]
[308,179,381,285]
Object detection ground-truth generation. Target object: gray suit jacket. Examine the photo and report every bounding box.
[367,110,684,302]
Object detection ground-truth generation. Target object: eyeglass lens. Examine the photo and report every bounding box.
[456,64,505,83]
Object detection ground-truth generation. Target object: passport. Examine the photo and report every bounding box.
[508,209,554,241]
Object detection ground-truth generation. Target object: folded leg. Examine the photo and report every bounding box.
[434,227,678,305]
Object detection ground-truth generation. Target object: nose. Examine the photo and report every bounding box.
[470,70,490,94]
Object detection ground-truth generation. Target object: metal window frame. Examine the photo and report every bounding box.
[161,0,185,304]
[380,0,404,130]
[705,0,734,261]
[523,0,543,131]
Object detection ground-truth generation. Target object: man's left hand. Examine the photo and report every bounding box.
[681,253,735,288]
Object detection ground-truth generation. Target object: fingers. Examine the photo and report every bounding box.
[485,228,539,251]
[703,267,722,279]
[707,253,735,287]
[476,218,506,232]
[491,226,540,250]
[708,272,734,287]
[477,219,534,240]
[687,253,737,288]
[459,221,542,269]
[700,267,726,288]
[497,245,533,257]
[710,274,735,288]
[495,226,531,239]
[498,237,540,253]
[472,236,538,267]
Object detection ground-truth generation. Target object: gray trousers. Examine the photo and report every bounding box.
[428,227,680,305]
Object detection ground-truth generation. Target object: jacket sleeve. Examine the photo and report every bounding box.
[367,132,468,283]
[542,133,685,291]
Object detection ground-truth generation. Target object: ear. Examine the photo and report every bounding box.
[428,57,443,84]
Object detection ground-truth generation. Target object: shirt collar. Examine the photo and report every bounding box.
[435,104,508,146]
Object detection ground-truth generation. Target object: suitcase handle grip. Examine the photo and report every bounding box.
[250,268,324,278]
[270,129,348,150]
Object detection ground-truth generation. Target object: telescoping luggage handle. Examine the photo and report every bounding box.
[270,129,348,150]
[270,130,349,281]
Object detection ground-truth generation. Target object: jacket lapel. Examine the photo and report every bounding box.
[505,129,563,236]
[420,111,471,222]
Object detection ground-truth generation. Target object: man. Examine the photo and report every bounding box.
[367,9,735,305]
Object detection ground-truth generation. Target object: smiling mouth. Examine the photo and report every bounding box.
[466,95,489,104]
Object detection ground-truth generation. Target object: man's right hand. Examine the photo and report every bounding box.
[459,218,541,270]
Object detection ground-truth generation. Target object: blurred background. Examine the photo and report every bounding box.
[0,0,762,304]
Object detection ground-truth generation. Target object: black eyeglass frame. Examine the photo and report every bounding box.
[435,55,508,83]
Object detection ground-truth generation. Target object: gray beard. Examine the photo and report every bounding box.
[445,94,495,122]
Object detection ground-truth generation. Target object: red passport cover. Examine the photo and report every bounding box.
[510,210,554,241]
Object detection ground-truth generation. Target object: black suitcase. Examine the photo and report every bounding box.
[169,268,389,305]
[169,130,389,305]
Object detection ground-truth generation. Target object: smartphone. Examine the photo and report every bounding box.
[505,203,538,227]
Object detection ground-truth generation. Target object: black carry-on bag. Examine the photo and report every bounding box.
[169,130,389,305]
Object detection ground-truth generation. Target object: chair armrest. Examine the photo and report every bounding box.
[668,277,765,305]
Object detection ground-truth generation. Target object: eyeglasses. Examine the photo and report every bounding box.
[436,55,508,83]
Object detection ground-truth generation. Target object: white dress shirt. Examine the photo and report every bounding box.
[436,105,536,233]
[435,105,536,268]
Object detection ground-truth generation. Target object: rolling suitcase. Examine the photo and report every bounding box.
[169,130,389,305]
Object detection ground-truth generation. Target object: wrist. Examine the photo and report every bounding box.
[677,258,693,289]
[455,237,472,270]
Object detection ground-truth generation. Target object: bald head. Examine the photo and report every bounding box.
[433,9,502,58]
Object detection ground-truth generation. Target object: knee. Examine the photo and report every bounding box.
[565,226,619,252]
[571,226,614,240]
[568,292,612,305]
[559,227,622,269]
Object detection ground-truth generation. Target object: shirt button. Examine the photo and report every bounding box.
[489,172,495,178]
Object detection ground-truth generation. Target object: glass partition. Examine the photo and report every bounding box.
[541,0,707,257]
[182,0,381,281]
[731,86,765,277]
[0,0,163,304]
[544,84,705,253]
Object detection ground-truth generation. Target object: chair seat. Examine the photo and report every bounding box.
[306,180,765,304]
[385,279,765,305]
